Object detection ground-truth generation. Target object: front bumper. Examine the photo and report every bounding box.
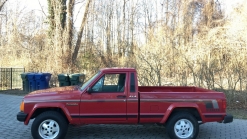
[223,114,233,123]
[17,112,27,122]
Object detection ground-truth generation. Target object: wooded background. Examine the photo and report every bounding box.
[0,0,247,107]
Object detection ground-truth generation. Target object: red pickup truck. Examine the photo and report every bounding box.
[17,68,233,139]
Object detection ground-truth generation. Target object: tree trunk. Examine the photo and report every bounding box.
[119,0,126,60]
[72,0,92,65]
[64,0,75,66]
[106,7,112,58]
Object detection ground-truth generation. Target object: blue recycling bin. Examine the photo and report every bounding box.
[43,73,52,88]
[35,73,46,90]
[27,73,36,92]
[34,73,52,90]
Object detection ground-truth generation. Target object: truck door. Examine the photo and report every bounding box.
[126,72,139,123]
[80,72,128,123]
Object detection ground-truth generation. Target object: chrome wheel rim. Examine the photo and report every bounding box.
[174,119,194,138]
[38,119,60,139]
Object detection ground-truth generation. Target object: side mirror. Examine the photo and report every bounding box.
[87,87,93,94]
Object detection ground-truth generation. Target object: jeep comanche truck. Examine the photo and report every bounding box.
[17,68,233,139]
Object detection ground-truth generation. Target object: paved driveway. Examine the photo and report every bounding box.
[0,94,246,139]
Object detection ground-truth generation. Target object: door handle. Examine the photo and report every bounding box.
[117,95,126,99]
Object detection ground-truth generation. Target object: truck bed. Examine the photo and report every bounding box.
[138,86,227,124]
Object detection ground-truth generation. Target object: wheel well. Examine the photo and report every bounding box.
[168,107,202,122]
[31,108,69,123]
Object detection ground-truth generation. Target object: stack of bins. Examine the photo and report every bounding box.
[57,73,85,87]
[58,74,70,87]
[20,72,52,92]
[69,73,85,86]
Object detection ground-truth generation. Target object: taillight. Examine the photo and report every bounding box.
[222,100,226,110]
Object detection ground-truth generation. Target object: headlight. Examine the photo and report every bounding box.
[20,101,24,112]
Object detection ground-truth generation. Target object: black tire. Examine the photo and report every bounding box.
[31,111,68,139]
[166,112,199,139]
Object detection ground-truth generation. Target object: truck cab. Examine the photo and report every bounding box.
[79,68,139,124]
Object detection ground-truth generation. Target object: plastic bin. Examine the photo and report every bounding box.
[69,73,85,86]
[34,73,52,90]
[34,73,46,90]
[20,73,30,91]
[58,74,70,87]
[43,73,52,88]
[27,73,36,92]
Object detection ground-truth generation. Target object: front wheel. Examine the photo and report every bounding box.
[31,111,68,139]
[166,112,199,139]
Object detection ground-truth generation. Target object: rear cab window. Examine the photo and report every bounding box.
[130,72,135,93]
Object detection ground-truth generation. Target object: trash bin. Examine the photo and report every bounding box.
[69,73,85,86]
[27,73,36,92]
[34,73,46,90]
[20,73,30,91]
[43,73,52,88]
[58,74,70,87]
[32,73,52,90]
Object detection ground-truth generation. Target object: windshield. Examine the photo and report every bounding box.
[80,71,100,91]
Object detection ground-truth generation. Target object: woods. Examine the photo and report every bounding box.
[0,0,247,107]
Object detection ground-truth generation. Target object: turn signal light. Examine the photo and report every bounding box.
[20,101,24,112]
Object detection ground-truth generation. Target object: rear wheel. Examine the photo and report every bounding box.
[31,111,68,139]
[166,112,199,139]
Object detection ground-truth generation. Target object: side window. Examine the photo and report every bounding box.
[130,73,135,92]
[92,76,104,92]
[92,73,126,92]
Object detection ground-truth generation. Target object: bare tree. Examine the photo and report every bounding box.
[72,0,92,65]
[0,0,7,11]
[1,0,247,107]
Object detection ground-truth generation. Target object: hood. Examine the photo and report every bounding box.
[24,86,82,101]
[27,86,80,96]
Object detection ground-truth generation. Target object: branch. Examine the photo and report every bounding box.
[0,0,7,11]
[74,2,84,24]
[72,0,92,63]
[75,0,86,5]
[38,0,47,17]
